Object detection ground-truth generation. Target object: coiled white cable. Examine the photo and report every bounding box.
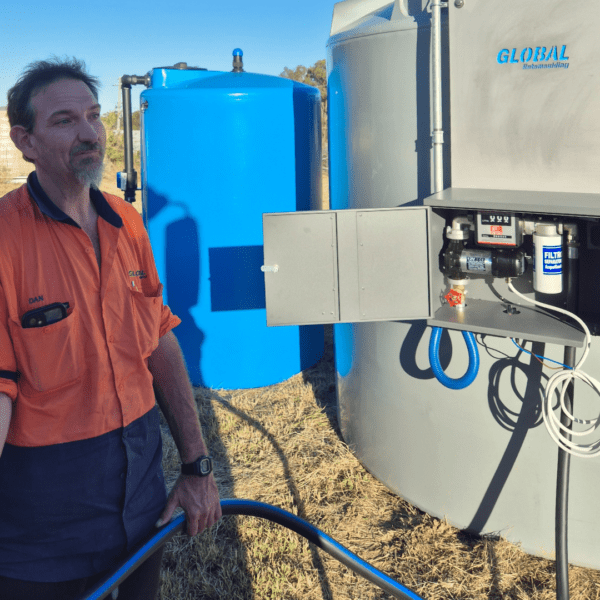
[507,279,600,458]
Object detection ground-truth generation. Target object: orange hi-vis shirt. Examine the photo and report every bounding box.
[0,173,181,448]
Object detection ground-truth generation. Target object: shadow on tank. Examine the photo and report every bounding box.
[467,341,547,533]
[146,188,206,388]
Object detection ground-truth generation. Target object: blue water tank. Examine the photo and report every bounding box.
[140,63,324,389]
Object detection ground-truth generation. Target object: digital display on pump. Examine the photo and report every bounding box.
[476,212,522,247]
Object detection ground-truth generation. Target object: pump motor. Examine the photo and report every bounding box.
[442,241,527,279]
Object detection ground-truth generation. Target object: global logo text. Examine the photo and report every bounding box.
[497,45,569,70]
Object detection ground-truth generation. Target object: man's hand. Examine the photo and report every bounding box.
[156,472,221,537]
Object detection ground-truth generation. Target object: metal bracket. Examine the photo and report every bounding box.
[427,0,449,11]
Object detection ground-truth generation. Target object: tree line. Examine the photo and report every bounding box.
[280,59,328,156]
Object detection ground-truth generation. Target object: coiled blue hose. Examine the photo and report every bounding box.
[429,327,479,389]
[78,499,425,600]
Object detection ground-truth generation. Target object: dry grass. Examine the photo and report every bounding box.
[321,170,329,210]
[157,327,600,600]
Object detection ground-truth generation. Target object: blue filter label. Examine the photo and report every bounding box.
[543,246,562,275]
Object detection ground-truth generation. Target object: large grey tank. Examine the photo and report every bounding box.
[327,0,600,569]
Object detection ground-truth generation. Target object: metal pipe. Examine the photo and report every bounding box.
[119,74,150,203]
[121,82,135,204]
[431,0,446,194]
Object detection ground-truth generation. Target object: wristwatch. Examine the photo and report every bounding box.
[181,455,213,477]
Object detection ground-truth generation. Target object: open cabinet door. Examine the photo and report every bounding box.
[262,206,433,326]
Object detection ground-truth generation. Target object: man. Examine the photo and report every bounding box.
[0,58,221,600]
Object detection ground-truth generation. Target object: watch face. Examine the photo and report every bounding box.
[199,457,211,475]
[182,456,212,476]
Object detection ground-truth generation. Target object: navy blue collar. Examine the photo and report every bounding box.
[27,172,122,229]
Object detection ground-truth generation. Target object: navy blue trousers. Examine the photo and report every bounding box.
[0,546,164,600]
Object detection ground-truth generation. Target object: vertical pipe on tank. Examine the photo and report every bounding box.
[121,82,136,203]
[431,0,445,193]
[120,74,150,203]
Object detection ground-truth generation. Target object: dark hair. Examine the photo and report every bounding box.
[7,56,100,133]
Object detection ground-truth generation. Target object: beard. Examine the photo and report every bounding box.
[70,143,105,189]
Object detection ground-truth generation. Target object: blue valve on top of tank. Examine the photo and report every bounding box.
[232,48,244,72]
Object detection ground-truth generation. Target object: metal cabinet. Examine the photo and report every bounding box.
[262,205,585,347]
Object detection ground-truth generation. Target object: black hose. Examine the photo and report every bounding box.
[555,236,579,600]
[76,499,425,600]
[555,346,575,600]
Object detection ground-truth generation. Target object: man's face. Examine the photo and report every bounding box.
[28,78,106,188]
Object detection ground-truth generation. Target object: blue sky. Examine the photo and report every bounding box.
[0,0,340,114]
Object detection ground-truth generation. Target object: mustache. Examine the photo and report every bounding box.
[71,142,103,156]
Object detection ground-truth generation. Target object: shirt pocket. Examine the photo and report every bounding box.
[130,284,163,359]
[9,307,82,394]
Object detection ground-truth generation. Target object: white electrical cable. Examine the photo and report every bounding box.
[507,279,600,458]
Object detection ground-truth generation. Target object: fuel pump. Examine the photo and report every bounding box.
[431,211,579,391]
[429,209,600,459]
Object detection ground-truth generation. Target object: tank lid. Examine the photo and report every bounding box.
[330,0,394,36]
[328,0,428,43]
[182,71,294,90]
[153,62,207,71]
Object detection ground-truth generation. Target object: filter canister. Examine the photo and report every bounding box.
[533,224,562,294]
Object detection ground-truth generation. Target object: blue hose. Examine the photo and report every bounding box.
[429,327,479,389]
[77,499,425,600]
